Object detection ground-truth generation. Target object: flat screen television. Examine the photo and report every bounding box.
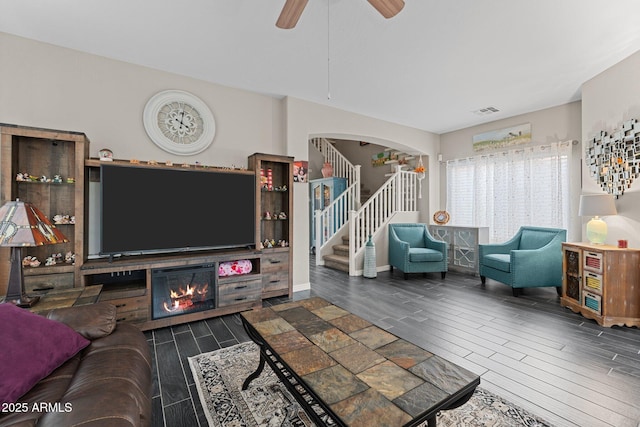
[100,164,255,256]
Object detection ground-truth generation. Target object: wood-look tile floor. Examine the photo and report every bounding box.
[148,259,640,427]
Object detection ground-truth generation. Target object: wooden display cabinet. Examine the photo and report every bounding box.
[561,242,640,327]
[0,124,89,296]
[248,153,293,298]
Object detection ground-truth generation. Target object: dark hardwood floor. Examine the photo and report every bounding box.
[148,258,640,427]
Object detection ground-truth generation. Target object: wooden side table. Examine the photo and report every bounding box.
[29,285,103,314]
[561,242,640,327]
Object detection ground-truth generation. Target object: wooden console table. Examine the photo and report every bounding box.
[241,297,480,427]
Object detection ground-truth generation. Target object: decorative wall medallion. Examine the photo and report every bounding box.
[433,210,450,225]
[143,90,216,156]
[585,118,640,197]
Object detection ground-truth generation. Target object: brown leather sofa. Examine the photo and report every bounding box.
[0,303,152,427]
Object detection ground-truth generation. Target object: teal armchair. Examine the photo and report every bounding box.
[388,223,447,280]
[479,226,566,296]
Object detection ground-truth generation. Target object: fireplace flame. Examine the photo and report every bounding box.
[162,283,209,313]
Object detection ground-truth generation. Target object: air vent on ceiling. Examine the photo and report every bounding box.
[472,106,500,116]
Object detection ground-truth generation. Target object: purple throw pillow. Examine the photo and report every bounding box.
[0,303,90,404]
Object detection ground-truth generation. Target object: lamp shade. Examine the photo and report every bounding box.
[578,194,617,217]
[0,200,68,247]
[578,194,617,245]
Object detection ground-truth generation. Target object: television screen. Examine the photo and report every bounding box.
[100,164,255,256]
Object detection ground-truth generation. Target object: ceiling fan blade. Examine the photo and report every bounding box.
[276,0,309,29]
[367,0,405,19]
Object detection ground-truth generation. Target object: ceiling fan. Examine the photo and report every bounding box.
[276,0,405,29]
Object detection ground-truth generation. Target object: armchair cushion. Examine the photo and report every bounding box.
[483,254,511,272]
[409,248,444,263]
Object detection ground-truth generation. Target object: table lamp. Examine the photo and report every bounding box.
[578,194,617,245]
[0,199,68,307]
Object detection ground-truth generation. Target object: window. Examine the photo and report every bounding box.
[446,142,571,242]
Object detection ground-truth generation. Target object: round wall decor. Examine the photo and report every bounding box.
[143,90,216,156]
[433,210,450,225]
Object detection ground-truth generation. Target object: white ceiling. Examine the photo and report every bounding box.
[2,0,640,134]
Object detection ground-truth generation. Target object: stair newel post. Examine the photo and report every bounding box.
[395,165,403,211]
[349,209,357,276]
[354,165,361,209]
[315,209,324,266]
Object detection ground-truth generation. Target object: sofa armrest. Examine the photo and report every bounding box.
[46,303,117,340]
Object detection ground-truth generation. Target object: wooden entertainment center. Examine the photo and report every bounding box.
[1,124,294,330]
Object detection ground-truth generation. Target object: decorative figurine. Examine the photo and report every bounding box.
[278,212,287,220]
[66,177,75,183]
[45,256,56,266]
[98,148,114,161]
[264,211,272,220]
[52,174,63,183]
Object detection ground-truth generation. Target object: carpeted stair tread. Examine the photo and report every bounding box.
[332,244,349,257]
[323,253,349,272]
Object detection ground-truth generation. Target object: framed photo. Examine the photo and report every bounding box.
[293,160,308,183]
[473,123,531,152]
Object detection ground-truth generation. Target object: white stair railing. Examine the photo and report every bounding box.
[349,167,418,274]
[310,138,360,192]
[313,181,357,265]
[310,138,360,261]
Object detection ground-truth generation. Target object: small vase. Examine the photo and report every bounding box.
[321,162,333,178]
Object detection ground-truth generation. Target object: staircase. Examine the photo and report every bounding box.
[323,235,350,273]
[310,138,421,275]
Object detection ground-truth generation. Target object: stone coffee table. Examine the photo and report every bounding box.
[241,297,480,427]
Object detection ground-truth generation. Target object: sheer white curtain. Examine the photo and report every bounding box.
[446,142,571,242]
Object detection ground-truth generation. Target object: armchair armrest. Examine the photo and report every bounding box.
[510,234,564,287]
[388,227,411,268]
[424,232,447,254]
[479,232,521,258]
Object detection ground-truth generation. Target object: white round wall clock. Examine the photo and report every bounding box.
[143,90,216,156]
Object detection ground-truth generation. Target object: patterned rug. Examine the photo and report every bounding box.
[189,342,552,427]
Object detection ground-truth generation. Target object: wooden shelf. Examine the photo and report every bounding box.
[1,123,89,294]
[248,153,294,298]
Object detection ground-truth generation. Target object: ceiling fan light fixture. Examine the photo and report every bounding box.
[276,0,309,29]
[367,0,405,19]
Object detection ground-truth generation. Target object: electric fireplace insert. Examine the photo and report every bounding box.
[151,264,216,320]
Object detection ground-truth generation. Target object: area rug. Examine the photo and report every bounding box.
[189,342,552,427]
